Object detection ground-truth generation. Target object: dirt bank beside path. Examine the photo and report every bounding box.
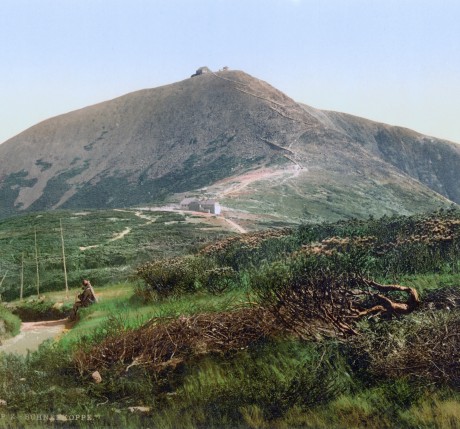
[0,319,68,356]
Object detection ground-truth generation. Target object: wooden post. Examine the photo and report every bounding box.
[0,271,7,302]
[60,219,69,298]
[34,227,40,298]
[20,252,24,301]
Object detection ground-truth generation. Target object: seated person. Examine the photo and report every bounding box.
[69,279,96,320]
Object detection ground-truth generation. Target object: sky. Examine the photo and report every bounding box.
[1,0,459,144]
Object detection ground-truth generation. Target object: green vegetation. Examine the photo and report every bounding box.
[0,305,21,339]
[0,209,231,301]
[0,208,459,428]
[10,299,72,322]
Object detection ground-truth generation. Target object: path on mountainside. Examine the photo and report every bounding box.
[79,224,138,251]
[79,211,157,251]
[210,70,313,127]
[217,165,302,197]
[129,208,247,234]
[141,207,248,234]
[223,218,247,234]
[78,208,247,252]
[0,319,68,356]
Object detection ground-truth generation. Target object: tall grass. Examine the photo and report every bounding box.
[1,210,459,428]
[149,339,355,428]
[60,282,250,348]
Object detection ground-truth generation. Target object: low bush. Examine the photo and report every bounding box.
[201,266,239,295]
[0,305,21,338]
[135,256,206,300]
[252,252,420,339]
[12,299,72,322]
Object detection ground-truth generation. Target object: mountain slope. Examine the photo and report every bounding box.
[0,69,458,222]
[320,109,460,204]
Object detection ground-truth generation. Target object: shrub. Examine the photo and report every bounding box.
[135,256,206,300]
[12,299,72,322]
[0,304,21,338]
[201,266,239,295]
[252,252,420,339]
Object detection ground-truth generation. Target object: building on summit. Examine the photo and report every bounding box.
[191,66,212,77]
[180,198,221,215]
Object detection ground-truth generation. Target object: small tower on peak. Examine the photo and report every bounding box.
[191,66,211,77]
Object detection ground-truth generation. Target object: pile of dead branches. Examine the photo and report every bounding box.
[74,307,279,376]
[349,310,460,388]
[254,265,420,339]
[422,286,460,310]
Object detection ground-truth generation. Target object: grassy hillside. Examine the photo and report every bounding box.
[0,209,232,301]
[0,208,459,428]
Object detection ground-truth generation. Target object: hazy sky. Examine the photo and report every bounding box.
[1,0,459,144]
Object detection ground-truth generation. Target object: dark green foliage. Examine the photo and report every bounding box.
[61,154,246,210]
[0,209,230,301]
[11,299,72,322]
[135,256,205,299]
[28,162,90,212]
[35,159,52,172]
[201,266,239,294]
[136,257,244,300]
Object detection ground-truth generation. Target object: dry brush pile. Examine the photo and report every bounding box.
[251,258,421,339]
[349,310,460,388]
[74,307,279,376]
[75,210,460,387]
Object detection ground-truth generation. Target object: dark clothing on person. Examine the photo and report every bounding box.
[78,285,96,306]
[69,281,96,320]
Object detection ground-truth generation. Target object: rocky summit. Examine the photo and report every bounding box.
[0,68,459,223]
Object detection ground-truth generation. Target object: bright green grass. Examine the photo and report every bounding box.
[59,282,251,347]
[399,272,460,296]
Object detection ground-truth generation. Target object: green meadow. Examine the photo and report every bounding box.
[0,208,459,428]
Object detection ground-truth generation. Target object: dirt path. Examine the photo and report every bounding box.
[223,217,247,233]
[109,226,132,241]
[79,226,133,251]
[216,165,302,197]
[0,319,68,356]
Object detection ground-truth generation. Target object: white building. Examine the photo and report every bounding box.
[180,198,221,215]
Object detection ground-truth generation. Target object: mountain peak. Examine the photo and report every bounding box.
[0,71,458,223]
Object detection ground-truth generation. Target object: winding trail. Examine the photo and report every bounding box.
[109,226,132,242]
[224,218,247,234]
[0,319,68,356]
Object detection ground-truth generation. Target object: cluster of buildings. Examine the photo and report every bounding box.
[180,198,221,215]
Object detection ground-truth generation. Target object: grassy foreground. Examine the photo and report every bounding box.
[0,209,459,428]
